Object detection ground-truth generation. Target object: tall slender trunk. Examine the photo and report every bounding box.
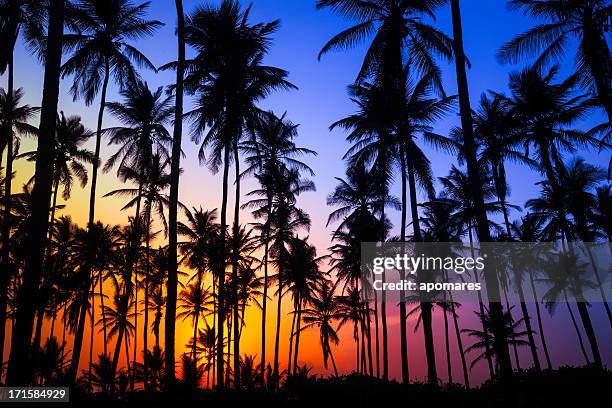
[328,343,339,377]
[216,144,231,388]
[575,299,602,369]
[365,303,373,377]
[69,61,110,382]
[450,0,512,379]
[529,272,552,369]
[260,222,270,386]
[87,288,95,389]
[287,301,296,375]
[165,0,186,388]
[373,289,380,378]
[99,271,107,356]
[292,297,303,372]
[443,301,452,384]
[445,269,469,388]
[517,284,541,371]
[232,141,241,388]
[272,258,283,385]
[398,144,409,384]
[143,219,151,388]
[565,293,590,364]
[379,204,388,381]
[6,0,64,385]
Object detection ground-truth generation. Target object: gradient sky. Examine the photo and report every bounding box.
[4,0,611,385]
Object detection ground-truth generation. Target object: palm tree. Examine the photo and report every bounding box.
[6,0,65,386]
[337,284,369,374]
[63,0,161,381]
[97,280,137,376]
[182,1,296,386]
[497,65,597,187]
[282,236,324,374]
[19,112,94,238]
[462,307,530,372]
[241,111,315,383]
[178,282,210,361]
[300,280,342,377]
[498,0,612,121]
[0,87,38,374]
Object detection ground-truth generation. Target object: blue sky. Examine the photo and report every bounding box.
[9,0,610,249]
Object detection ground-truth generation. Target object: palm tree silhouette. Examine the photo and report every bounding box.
[181,2,296,387]
[498,66,597,187]
[63,0,161,381]
[462,306,530,372]
[178,282,210,362]
[282,236,325,374]
[300,280,342,377]
[498,0,612,121]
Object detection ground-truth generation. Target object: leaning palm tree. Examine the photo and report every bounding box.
[300,280,342,377]
[63,0,161,381]
[180,2,296,387]
[0,87,38,374]
[498,0,612,121]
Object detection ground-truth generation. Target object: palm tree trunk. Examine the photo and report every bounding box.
[373,289,380,378]
[516,284,541,371]
[165,0,186,388]
[328,343,339,377]
[232,141,241,388]
[450,0,512,379]
[365,303,373,377]
[398,144,409,384]
[445,270,469,388]
[584,246,612,327]
[292,297,303,372]
[88,290,95,389]
[272,263,283,385]
[378,193,388,381]
[287,303,296,375]
[565,294,591,364]
[575,300,603,369]
[216,144,231,388]
[143,225,151,388]
[529,271,552,369]
[6,0,64,386]
[99,272,107,356]
[443,302,452,384]
[260,221,270,386]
